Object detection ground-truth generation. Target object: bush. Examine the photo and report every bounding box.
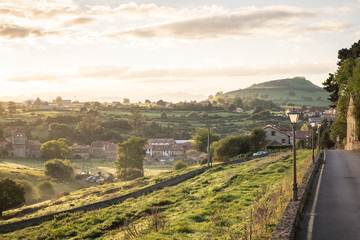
[16,180,37,203]
[173,160,187,170]
[0,178,25,217]
[117,168,144,181]
[38,181,55,199]
[44,159,75,182]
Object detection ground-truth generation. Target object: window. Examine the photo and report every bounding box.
[271,131,276,136]
[281,139,286,143]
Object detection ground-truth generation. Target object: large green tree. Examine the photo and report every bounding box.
[249,127,267,152]
[114,136,146,171]
[41,139,71,159]
[213,135,251,162]
[322,40,360,143]
[0,178,25,217]
[191,128,220,152]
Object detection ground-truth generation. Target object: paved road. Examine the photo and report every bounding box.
[297,150,360,240]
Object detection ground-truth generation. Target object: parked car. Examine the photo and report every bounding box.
[252,151,268,156]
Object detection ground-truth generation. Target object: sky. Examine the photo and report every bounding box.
[0,0,359,103]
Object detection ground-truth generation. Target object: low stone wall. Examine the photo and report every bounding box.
[0,157,249,233]
[271,151,322,240]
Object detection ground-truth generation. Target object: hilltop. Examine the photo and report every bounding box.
[223,77,330,107]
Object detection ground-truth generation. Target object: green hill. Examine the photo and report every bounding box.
[224,77,330,107]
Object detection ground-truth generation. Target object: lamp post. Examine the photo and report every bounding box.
[288,109,300,201]
[207,127,216,167]
[310,122,316,164]
[317,123,322,152]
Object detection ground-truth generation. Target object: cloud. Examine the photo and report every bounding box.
[6,73,61,82]
[6,62,334,83]
[0,23,57,39]
[106,6,320,40]
[61,17,94,27]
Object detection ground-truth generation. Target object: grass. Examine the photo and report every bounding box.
[0,161,200,223]
[0,150,313,239]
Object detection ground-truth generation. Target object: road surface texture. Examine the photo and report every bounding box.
[297,150,360,240]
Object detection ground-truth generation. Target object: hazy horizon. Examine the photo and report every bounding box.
[1,0,359,103]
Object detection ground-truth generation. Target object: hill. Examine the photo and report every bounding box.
[224,77,330,107]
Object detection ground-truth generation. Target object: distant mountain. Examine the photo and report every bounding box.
[223,77,330,107]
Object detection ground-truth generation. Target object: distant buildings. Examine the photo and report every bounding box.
[1,128,42,158]
[145,138,195,161]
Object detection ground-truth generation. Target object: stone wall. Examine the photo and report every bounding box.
[0,157,249,233]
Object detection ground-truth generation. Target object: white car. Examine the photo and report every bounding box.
[252,151,267,156]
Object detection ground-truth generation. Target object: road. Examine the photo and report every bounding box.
[297,150,360,240]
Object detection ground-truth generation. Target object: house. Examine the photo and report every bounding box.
[145,138,195,160]
[90,141,118,160]
[2,129,42,158]
[290,131,312,145]
[11,129,27,158]
[263,125,290,145]
[234,107,244,113]
[345,93,360,150]
[71,145,91,159]
[26,140,42,158]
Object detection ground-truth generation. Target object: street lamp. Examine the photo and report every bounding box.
[207,127,216,167]
[317,123,322,152]
[310,122,316,164]
[288,109,300,201]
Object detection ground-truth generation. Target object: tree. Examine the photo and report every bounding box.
[7,101,16,115]
[213,135,251,162]
[160,111,167,119]
[130,107,146,137]
[322,40,360,141]
[44,159,75,181]
[0,178,25,217]
[48,123,73,140]
[123,98,130,104]
[191,128,220,152]
[173,160,187,170]
[145,99,151,104]
[34,97,42,106]
[249,127,266,152]
[41,139,71,159]
[296,139,305,149]
[114,136,146,171]
[0,103,5,115]
[55,96,63,105]
[300,124,309,131]
[156,99,166,106]
[38,181,55,199]
[75,116,104,144]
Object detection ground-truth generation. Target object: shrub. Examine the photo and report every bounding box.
[16,180,38,203]
[44,159,75,182]
[173,160,187,170]
[0,178,25,217]
[38,181,55,199]
[117,168,144,181]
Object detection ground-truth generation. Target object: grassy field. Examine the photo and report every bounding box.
[0,150,313,239]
